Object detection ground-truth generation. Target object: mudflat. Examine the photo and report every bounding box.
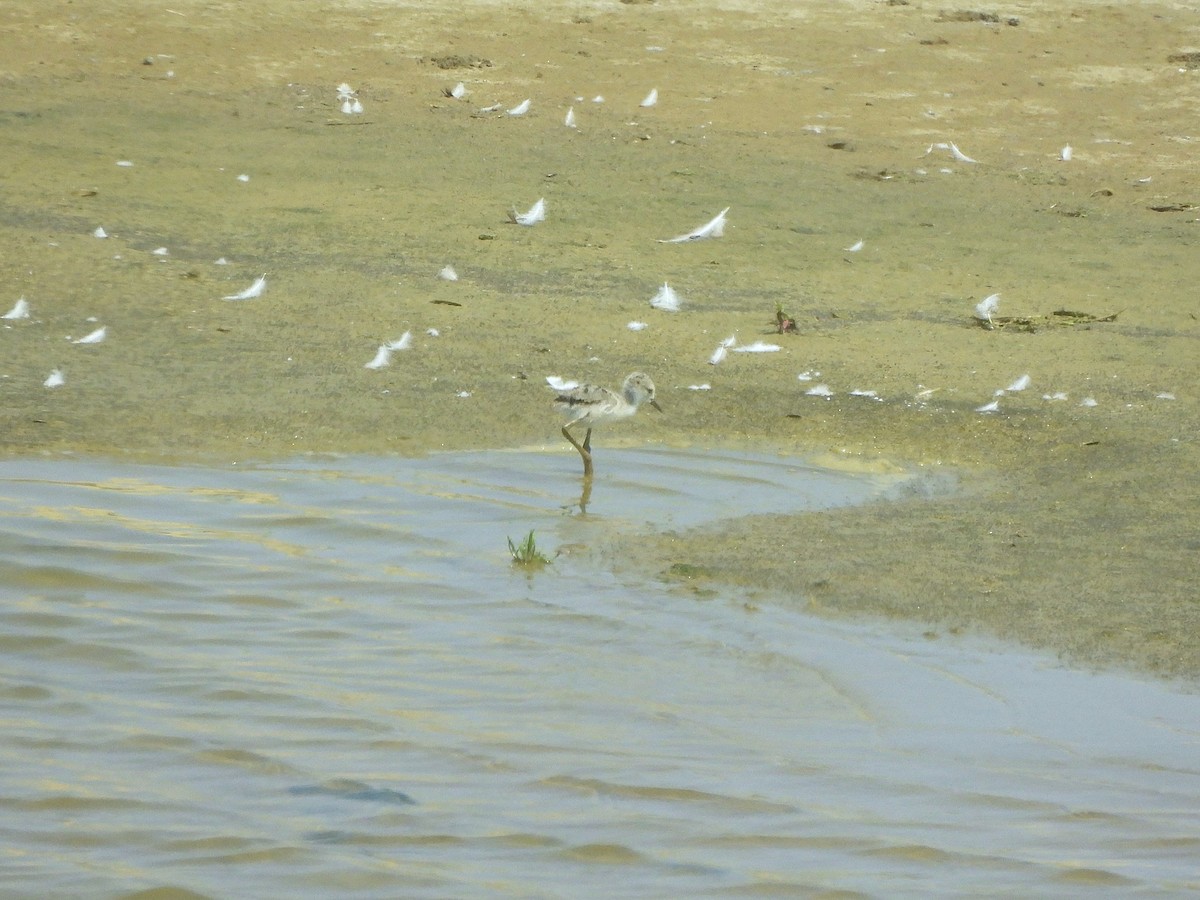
[2,1,1197,676]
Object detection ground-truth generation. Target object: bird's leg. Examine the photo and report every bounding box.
[562,424,594,477]
[580,429,594,477]
[561,423,586,456]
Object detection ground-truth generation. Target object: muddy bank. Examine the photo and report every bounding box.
[1,0,1197,676]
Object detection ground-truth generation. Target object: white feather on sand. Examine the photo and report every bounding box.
[73,326,107,345]
[650,282,681,312]
[659,207,729,243]
[2,297,30,320]
[508,198,545,226]
[223,275,267,301]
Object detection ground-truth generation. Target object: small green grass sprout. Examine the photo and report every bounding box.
[508,530,551,568]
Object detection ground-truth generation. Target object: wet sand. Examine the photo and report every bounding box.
[2,0,1197,676]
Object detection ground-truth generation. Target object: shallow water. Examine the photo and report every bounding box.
[0,450,1197,898]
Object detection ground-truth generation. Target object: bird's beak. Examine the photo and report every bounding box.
[650,399,664,413]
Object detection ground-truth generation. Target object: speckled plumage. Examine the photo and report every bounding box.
[552,372,662,477]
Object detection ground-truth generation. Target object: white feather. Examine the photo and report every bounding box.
[223,275,267,301]
[708,344,728,366]
[564,106,576,128]
[363,332,411,369]
[351,99,364,114]
[974,292,1000,322]
[153,247,169,256]
[732,341,780,353]
[649,282,681,312]
[976,399,1000,413]
[93,226,108,239]
[73,326,107,345]
[1080,397,1098,407]
[806,384,834,397]
[337,83,355,100]
[509,198,545,226]
[341,99,354,115]
[844,239,864,252]
[1060,145,1073,161]
[438,265,459,281]
[627,321,648,331]
[546,376,579,391]
[948,142,977,163]
[364,346,392,369]
[507,98,531,116]
[44,369,65,388]
[924,142,978,163]
[688,383,712,391]
[448,82,467,99]
[1005,373,1031,392]
[2,297,30,319]
[639,88,658,108]
[659,207,729,243]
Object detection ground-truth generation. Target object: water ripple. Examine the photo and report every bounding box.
[0,452,1197,897]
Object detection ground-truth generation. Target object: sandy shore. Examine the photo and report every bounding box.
[2,0,1197,676]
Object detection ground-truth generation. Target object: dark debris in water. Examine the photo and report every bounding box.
[289,779,417,806]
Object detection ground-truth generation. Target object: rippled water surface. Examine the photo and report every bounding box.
[1,450,1197,898]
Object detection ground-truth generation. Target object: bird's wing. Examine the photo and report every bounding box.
[555,383,611,408]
